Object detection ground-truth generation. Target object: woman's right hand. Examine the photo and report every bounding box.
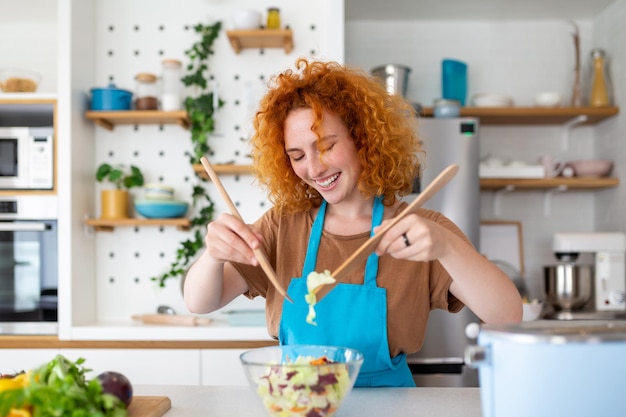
[204,213,265,266]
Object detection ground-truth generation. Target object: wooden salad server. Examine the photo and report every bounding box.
[326,164,459,287]
[200,156,293,302]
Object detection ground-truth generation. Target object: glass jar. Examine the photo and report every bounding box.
[267,7,280,29]
[161,59,183,111]
[589,48,612,107]
[433,98,460,118]
[134,72,158,110]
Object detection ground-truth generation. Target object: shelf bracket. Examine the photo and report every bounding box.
[560,115,588,151]
[493,185,515,216]
[543,185,568,216]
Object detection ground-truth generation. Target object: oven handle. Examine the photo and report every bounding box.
[0,222,51,231]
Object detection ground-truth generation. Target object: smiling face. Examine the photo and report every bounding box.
[284,108,363,206]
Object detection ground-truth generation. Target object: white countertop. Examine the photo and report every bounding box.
[134,385,483,417]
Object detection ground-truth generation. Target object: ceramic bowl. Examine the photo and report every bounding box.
[232,9,262,29]
[471,93,514,108]
[534,91,562,107]
[569,159,613,177]
[143,183,175,200]
[134,200,188,219]
[240,345,363,417]
[522,301,544,321]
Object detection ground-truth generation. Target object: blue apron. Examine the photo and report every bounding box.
[279,197,415,387]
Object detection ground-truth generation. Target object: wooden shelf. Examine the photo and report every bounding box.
[193,163,254,179]
[226,29,293,54]
[85,110,189,131]
[419,106,619,125]
[85,217,191,232]
[480,177,619,190]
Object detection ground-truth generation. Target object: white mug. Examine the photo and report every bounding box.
[539,156,564,178]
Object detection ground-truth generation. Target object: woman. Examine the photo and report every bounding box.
[184,58,522,387]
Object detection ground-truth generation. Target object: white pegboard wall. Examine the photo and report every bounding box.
[93,0,339,321]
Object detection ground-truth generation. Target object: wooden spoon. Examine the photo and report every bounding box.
[200,157,293,302]
[321,164,459,290]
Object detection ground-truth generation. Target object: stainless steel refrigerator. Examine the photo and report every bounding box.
[404,117,481,387]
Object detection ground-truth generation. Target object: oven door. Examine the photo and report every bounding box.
[0,220,58,322]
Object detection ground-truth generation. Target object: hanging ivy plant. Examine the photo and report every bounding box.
[152,21,223,288]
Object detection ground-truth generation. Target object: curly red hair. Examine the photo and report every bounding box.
[250,58,424,213]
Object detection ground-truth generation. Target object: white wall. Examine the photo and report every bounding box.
[345,8,626,299]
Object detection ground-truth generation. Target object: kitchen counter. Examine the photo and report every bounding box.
[134,385,483,417]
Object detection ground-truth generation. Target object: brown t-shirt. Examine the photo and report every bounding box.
[232,202,466,357]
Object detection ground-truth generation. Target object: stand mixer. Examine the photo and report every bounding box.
[546,232,626,319]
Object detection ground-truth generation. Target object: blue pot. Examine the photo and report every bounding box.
[90,84,132,111]
[465,320,626,417]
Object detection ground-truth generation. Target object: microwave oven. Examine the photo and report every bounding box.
[0,127,54,190]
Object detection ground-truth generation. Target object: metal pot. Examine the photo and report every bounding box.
[544,263,592,311]
[465,320,626,416]
[371,64,411,97]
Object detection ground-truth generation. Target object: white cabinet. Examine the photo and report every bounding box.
[0,348,253,386]
[59,349,202,385]
[0,349,59,374]
[200,349,249,386]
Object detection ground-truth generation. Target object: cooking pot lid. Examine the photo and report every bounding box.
[480,320,626,343]
[90,83,132,94]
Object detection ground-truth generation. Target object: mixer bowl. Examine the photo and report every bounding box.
[544,263,593,311]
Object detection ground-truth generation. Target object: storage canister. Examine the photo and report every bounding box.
[134,72,158,110]
[370,64,411,97]
[465,320,626,417]
[266,7,280,29]
[161,59,183,111]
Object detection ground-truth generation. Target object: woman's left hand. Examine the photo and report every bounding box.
[373,213,452,261]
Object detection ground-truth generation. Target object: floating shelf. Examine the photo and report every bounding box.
[419,106,618,125]
[193,164,254,179]
[85,218,191,232]
[479,177,619,190]
[85,110,189,131]
[226,29,293,54]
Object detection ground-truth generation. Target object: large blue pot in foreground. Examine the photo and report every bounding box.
[465,320,626,417]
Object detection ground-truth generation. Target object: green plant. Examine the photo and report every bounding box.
[152,21,223,287]
[96,163,144,190]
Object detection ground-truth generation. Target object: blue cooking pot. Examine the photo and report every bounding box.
[90,83,132,111]
[465,320,626,417]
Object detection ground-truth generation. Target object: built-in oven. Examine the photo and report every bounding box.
[0,196,58,334]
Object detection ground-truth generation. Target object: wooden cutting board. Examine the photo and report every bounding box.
[127,396,171,417]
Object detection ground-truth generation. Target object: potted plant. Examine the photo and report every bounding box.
[152,21,222,287]
[96,163,145,219]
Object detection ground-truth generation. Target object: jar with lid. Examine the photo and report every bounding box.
[134,72,158,110]
[161,59,183,111]
[588,48,612,107]
[266,7,280,29]
[433,98,460,118]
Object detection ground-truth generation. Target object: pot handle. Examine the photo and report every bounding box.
[464,344,490,368]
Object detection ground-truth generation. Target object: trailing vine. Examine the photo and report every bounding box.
[152,21,223,287]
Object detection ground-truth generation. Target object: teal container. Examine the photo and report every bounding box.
[442,59,467,106]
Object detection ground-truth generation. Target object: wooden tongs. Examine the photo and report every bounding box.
[317,164,459,292]
[200,157,293,302]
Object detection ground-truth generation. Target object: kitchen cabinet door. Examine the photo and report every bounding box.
[60,349,202,385]
[200,349,248,386]
[0,349,60,373]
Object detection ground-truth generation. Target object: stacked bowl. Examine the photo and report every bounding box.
[134,184,188,219]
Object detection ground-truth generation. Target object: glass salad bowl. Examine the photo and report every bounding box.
[240,345,363,417]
